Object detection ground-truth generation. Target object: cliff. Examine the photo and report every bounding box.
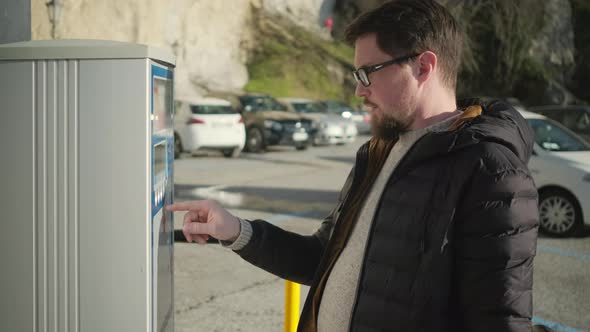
[30,0,588,105]
[31,0,344,99]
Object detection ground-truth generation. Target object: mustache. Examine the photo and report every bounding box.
[363,100,377,108]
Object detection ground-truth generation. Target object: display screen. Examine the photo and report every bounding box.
[154,142,166,175]
[153,77,173,132]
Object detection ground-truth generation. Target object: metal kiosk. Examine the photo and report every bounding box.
[0,40,175,332]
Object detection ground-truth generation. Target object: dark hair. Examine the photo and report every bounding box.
[345,0,463,90]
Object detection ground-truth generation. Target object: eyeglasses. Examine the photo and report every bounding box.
[352,53,420,87]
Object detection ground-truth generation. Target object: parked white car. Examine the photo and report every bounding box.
[279,98,358,145]
[174,97,246,158]
[520,110,590,236]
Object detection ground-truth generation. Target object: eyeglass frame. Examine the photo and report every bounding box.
[352,53,421,87]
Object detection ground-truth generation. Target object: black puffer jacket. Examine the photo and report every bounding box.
[236,99,539,332]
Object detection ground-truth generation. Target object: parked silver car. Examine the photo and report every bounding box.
[279,98,358,145]
[320,100,371,135]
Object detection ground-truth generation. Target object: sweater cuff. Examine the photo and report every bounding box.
[220,218,253,251]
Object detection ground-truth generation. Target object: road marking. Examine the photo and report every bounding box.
[191,185,244,206]
[537,244,590,263]
[533,316,585,332]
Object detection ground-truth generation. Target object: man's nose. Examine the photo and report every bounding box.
[355,83,369,97]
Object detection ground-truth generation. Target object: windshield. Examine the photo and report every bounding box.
[291,102,326,114]
[190,105,236,115]
[528,118,590,151]
[239,96,287,112]
[321,100,354,114]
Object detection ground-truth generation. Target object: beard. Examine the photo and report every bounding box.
[370,109,414,141]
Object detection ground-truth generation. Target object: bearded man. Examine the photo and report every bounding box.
[168,1,539,331]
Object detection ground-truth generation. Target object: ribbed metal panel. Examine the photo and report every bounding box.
[1,43,174,332]
[34,59,79,332]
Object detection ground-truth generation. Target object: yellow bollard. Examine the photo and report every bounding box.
[284,280,301,332]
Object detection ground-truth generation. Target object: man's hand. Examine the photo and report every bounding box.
[166,200,241,245]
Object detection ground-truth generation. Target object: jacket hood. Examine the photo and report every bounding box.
[398,99,536,169]
[452,98,535,164]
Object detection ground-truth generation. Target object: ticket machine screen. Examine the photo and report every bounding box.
[153,76,173,132]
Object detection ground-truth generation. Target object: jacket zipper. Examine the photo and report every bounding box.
[346,141,422,331]
[301,143,369,331]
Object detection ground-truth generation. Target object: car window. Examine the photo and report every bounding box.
[322,100,354,114]
[239,96,287,112]
[291,102,325,113]
[528,118,590,151]
[190,105,236,115]
[270,99,287,111]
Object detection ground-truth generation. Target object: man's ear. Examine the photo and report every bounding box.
[415,51,437,85]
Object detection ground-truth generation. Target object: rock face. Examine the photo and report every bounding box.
[30,0,341,98]
[30,0,580,102]
[262,0,335,32]
[32,0,255,97]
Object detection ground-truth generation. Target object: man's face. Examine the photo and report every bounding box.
[353,34,419,140]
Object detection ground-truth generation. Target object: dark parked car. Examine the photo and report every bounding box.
[231,94,312,152]
[530,105,590,144]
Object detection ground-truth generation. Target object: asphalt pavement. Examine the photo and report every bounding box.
[172,136,590,332]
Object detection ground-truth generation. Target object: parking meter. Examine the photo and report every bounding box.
[0,40,175,332]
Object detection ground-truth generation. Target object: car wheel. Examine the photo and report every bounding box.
[295,143,308,151]
[245,127,265,153]
[222,147,241,158]
[174,133,182,159]
[312,136,320,146]
[538,188,583,237]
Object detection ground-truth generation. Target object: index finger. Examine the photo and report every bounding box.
[166,200,207,212]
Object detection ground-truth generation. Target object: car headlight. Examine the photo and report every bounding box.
[264,120,282,131]
[584,173,590,182]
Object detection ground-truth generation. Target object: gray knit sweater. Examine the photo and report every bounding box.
[317,115,458,332]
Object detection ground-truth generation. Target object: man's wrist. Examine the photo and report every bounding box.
[219,218,253,250]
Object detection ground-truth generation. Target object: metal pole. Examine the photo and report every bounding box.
[0,0,31,44]
[284,281,301,332]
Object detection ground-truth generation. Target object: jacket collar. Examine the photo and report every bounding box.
[373,99,534,180]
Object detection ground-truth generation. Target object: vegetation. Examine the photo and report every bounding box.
[245,1,588,107]
[569,0,590,103]
[244,12,360,106]
[446,0,551,103]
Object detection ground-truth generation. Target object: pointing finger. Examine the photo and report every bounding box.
[166,200,208,212]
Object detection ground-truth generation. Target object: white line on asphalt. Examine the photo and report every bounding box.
[191,185,244,206]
